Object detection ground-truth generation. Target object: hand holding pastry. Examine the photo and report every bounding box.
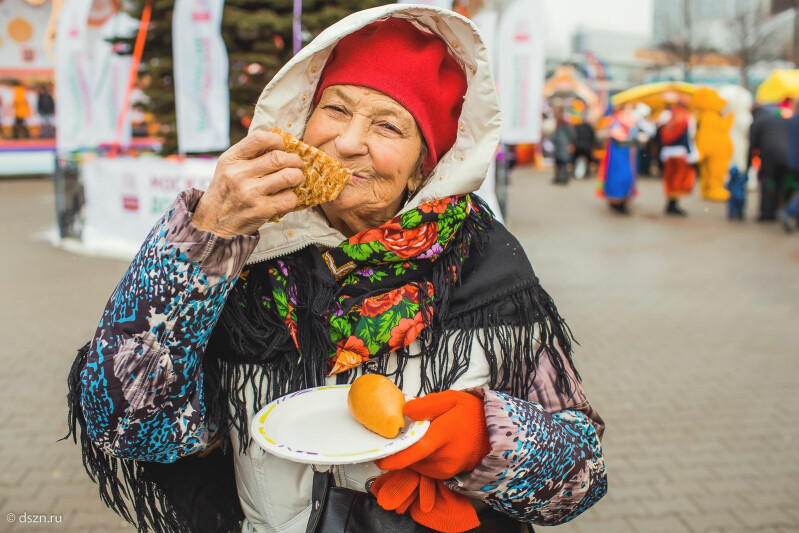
[374,390,491,480]
[192,131,304,237]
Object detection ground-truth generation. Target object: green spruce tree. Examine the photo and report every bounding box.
[121,0,391,155]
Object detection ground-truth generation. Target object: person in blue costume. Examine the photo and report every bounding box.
[597,106,638,214]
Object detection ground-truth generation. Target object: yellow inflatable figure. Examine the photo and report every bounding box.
[691,88,734,201]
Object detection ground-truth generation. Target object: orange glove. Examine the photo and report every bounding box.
[371,469,480,532]
[371,469,435,514]
[409,479,480,532]
[374,390,491,479]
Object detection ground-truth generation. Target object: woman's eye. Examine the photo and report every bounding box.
[380,122,400,134]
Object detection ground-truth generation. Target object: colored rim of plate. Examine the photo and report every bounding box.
[249,384,430,465]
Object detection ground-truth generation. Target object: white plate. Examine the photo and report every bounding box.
[250,384,430,465]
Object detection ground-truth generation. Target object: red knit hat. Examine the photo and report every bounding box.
[314,17,467,175]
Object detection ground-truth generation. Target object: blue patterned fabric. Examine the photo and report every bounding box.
[448,387,606,525]
[80,190,258,462]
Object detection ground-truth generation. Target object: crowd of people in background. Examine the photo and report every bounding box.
[4,73,799,236]
[542,90,799,235]
[0,81,55,139]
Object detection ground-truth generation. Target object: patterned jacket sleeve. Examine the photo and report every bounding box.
[447,350,607,525]
[80,189,259,463]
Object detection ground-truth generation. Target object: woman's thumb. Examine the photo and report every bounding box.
[403,391,459,421]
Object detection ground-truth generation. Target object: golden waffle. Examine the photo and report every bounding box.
[269,128,353,221]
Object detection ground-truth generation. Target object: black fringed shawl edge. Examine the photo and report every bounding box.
[61,344,245,533]
[62,196,579,532]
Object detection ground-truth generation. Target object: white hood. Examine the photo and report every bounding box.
[246,4,501,264]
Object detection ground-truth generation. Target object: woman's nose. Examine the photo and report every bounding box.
[334,118,369,158]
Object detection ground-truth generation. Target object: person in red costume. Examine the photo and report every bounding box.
[67,6,606,533]
[660,101,698,216]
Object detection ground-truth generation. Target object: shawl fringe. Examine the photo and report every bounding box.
[63,343,242,533]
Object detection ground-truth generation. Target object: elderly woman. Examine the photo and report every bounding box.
[66,6,606,533]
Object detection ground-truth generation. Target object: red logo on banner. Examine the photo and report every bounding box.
[123,196,140,211]
[192,11,211,21]
[514,22,530,42]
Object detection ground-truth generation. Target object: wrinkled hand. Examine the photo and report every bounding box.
[192,130,304,237]
[371,469,479,533]
[374,390,491,480]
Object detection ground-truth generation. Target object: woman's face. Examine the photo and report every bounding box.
[303,84,424,237]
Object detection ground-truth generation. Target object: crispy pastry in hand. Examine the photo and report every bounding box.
[348,374,406,439]
[269,128,353,221]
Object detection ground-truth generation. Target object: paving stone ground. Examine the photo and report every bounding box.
[1,168,797,532]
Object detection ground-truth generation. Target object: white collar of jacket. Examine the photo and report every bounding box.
[245,4,501,266]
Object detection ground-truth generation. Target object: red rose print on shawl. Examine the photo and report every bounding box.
[389,309,429,351]
[360,282,434,317]
[350,222,439,259]
[419,197,453,214]
[361,289,405,317]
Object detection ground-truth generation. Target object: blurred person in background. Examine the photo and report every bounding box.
[726,167,747,220]
[12,81,30,139]
[638,132,658,177]
[719,85,754,208]
[36,84,55,138]
[633,103,656,166]
[552,106,576,184]
[597,106,638,214]
[778,96,795,118]
[748,100,791,221]
[571,102,596,180]
[659,100,697,216]
[778,100,799,233]
[633,105,657,178]
[692,88,733,202]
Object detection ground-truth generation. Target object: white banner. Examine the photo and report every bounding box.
[91,13,138,147]
[173,0,230,154]
[397,0,453,8]
[496,0,544,144]
[471,10,502,222]
[471,9,498,70]
[82,156,217,253]
[55,0,94,154]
